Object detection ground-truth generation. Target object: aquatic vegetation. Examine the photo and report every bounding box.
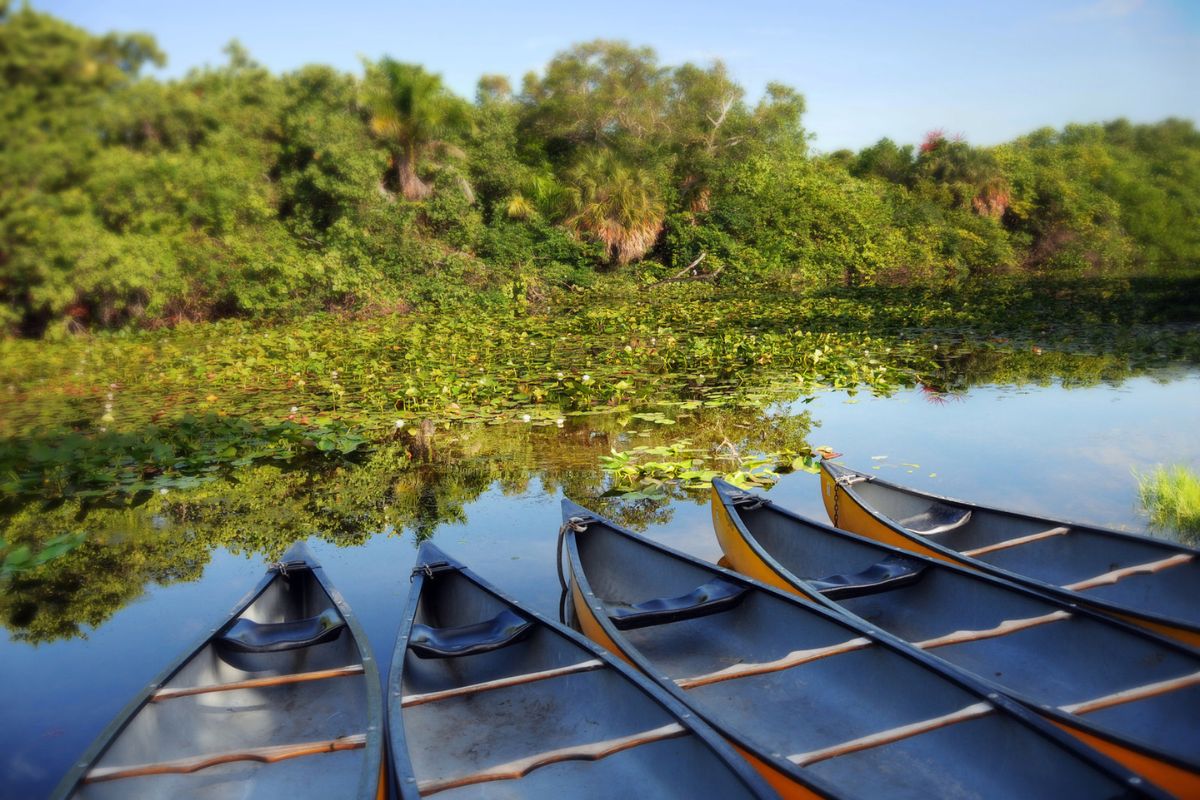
[600,438,817,499]
[3,283,1198,511]
[1137,465,1200,543]
[1,282,1198,640]
[0,291,934,504]
[0,414,369,509]
[0,531,85,580]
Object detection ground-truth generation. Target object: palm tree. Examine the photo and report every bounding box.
[562,150,665,265]
[359,59,472,201]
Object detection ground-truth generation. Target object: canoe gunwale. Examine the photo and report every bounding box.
[712,478,1200,776]
[387,541,775,800]
[818,461,1200,642]
[563,496,1174,797]
[50,541,384,800]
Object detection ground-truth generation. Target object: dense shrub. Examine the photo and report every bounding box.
[2,5,1197,336]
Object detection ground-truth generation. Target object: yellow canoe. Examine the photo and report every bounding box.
[819,461,1200,649]
[712,478,1200,797]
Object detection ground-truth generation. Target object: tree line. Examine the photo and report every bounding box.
[2,3,1198,336]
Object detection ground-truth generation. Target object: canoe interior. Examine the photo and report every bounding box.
[572,518,1152,799]
[731,498,1200,770]
[844,468,1200,625]
[73,565,373,800]
[396,558,764,799]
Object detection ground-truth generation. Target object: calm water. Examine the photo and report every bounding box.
[3,369,1199,798]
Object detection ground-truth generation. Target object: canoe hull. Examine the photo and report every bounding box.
[1049,718,1200,798]
[713,480,1200,797]
[568,568,828,800]
[53,543,383,800]
[565,498,1169,800]
[819,463,1200,648]
[391,542,775,800]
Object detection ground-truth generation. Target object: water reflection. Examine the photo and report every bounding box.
[2,345,1199,797]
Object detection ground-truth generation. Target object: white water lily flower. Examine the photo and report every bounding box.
[291,406,299,413]
[394,419,405,429]
[159,488,169,495]
[556,418,565,427]
[522,414,532,422]
[581,374,590,382]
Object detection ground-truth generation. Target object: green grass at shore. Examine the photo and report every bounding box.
[1138,465,1200,542]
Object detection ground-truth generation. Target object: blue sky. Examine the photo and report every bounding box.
[36,0,1200,151]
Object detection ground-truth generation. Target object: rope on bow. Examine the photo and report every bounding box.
[729,491,769,510]
[556,516,591,595]
[830,472,868,527]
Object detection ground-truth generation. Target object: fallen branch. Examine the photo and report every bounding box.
[651,253,723,287]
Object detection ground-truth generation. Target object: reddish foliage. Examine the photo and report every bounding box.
[920,129,946,154]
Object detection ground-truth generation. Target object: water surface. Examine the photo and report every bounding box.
[3,366,1198,798]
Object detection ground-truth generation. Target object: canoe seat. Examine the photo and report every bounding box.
[409,609,533,659]
[898,503,972,536]
[811,555,927,599]
[217,609,345,654]
[609,578,748,631]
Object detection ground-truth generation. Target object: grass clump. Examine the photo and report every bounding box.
[1137,465,1200,542]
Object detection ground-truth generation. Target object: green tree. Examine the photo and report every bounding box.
[518,40,669,162]
[851,138,915,184]
[358,58,473,201]
[562,149,666,265]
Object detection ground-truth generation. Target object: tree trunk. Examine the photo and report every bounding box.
[397,147,432,201]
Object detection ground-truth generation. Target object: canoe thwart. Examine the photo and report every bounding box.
[961,527,1071,558]
[609,577,749,631]
[415,723,689,796]
[401,659,605,707]
[84,733,368,783]
[409,608,533,659]
[1060,670,1200,716]
[217,609,345,654]
[788,702,993,767]
[676,636,873,689]
[812,554,927,599]
[152,664,365,702]
[912,610,1072,650]
[1062,554,1194,592]
[898,503,972,536]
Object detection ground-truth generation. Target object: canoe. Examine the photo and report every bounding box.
[819,461,1200,648]
[561,499,1169,800]
[388,541,774,799]
[52,542,384,800]
[712,478,1200,796]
